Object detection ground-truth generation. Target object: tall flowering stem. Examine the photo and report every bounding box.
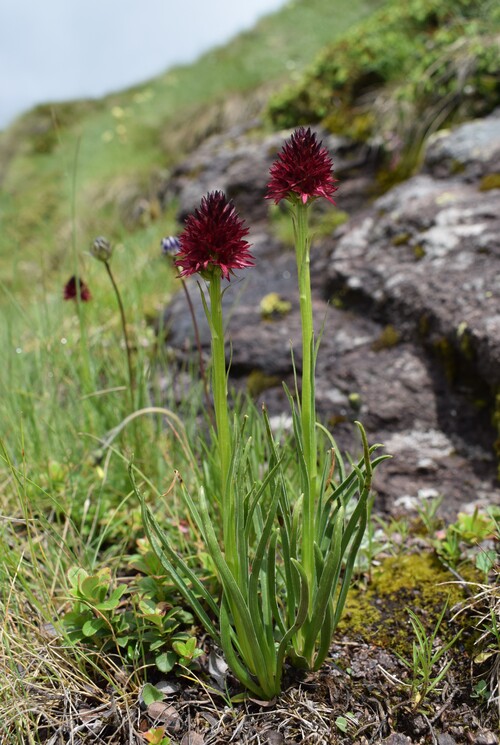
[175,191,253,574]
[295,200,316,588]
[207,271,233,554]
[267,127,337,611]
[91,237,135,414]
[140,164,389,697]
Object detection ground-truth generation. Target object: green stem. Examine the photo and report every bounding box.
[104,260,135,414]
[295,200,317,602]
[180,276,215,430]
[69,138,92,399]
[207,274,235,570]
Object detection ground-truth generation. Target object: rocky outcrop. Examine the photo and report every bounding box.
[162,113,500,519]
[160,126,383,222]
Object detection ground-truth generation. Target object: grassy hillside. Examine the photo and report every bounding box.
[0,0,383,308]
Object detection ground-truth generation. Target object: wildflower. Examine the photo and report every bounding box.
[161,235,181,256]
[175,191,254,281]
[91,236,113,262]
[266,127,337,206]
[63,275,91,302]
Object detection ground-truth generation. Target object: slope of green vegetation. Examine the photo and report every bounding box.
[268,0,500,177]
[0,0,384,307]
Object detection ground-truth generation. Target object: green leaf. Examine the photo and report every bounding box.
[80,573,108,602]
[141,683,164,706]
[82,618,107,637]
[335,716,348,733]
[155,651,177,673]
[67,566,87,593]
[95,584,127,611]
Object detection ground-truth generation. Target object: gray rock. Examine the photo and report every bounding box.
[424,110,500,180]
[437,735,458,745]
[327,175,500,388]
[160,125,383,223]
[381,735,413,745]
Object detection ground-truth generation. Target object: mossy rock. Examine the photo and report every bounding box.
[246,369,281,397]
[371,324,401,351]
[339,553,473,658]
[267,0,500,183]
[479,173,500,191]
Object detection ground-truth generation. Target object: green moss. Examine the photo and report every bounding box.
[418,314,431,339]
[450,159,466,175]
[433,336,457,383]
[313,210,350,236]
[246,370,281,397]
[268,0,500,176]
[259,292,292,320]
[371,324,401,351]
[456,322,475,362]
[413,244,426,260]
[339,553,471,657]
[479,173,500,191]
[392,232,411,246]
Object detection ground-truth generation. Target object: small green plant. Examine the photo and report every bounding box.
[435,527,463,567]
[171,636,204,667]
[144,727,172,745]
[394,600,462,708]
[432,507,499,569]
[63,567,197,675]
[335,712,359,733]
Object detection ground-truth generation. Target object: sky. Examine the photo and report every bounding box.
[0,0,288,129]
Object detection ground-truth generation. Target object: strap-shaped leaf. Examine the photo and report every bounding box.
[197,487,270,680]
[313,599,335,671]
[248,485,281,666]
[266,531,287,637]
[219,602,269,698]
[132,473,219,640]
[302,505,344,660]
[275,558,310,684]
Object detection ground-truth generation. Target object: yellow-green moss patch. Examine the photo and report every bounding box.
[479,173,500,191]
[339,553,470,658]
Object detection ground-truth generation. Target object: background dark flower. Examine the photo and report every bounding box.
[266,127,338,205]
[175,191,254,280]
[63,275,92,302]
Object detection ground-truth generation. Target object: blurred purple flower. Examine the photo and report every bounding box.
[63,276,91,302]
[161,235,181,256]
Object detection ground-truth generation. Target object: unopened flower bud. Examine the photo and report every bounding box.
[91,236,113,262]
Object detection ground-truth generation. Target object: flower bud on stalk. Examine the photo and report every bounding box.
[91,236,113,262]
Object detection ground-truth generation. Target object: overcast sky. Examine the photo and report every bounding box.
[0,0,287,129]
